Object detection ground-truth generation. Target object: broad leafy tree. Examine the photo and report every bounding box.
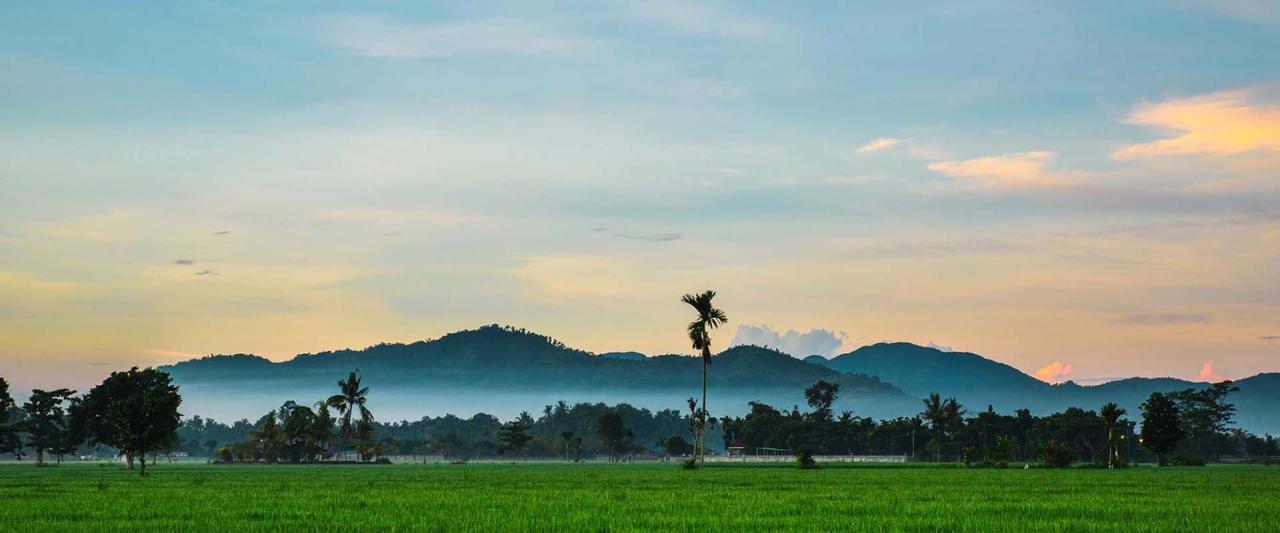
[0,377,21,459]
[72,367,182,475]
[663,435,694,456]
[804,380,840,422]
[598,411,633,462]
[22,388,77,466]
[680,290,727,467]
[498,416,533,457]
[1169,381,1238,459]
[1140,392,1184,466]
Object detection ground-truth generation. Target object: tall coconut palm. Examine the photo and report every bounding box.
[1100,402,1126,468]
[920,393,965,462]
[327,370,372,460]
[681,290,727,467]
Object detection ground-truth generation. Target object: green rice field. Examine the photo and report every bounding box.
[1,462,1277,531]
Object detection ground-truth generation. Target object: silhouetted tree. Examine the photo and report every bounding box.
[598,411,632,462]
[1100,402,1126,468]
[804,380,840,422]
[681,290,727,467]
[72,367,182,475]
[327,370,373,459]
[1140,392,1184,466]
[22,388,77,466]
[1170,381,1238,459]
[252,410,282,463]
[498,417,533,457]
[560,431,575,461]
[663,435,693,456]
[0,377,22,459]
[920,393,965,461]
[313,402,336,460]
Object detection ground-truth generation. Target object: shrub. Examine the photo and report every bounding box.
[1037,440,1073,468]
[795,447,817,470]
[985,435,1016,468]
[680,457,698,470]
[962,446,976,467]
[1173,453,1206,467]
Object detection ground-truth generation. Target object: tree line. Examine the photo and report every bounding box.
[0,368,181,475]
[174,378,1275,468]
[717,379,1275,467]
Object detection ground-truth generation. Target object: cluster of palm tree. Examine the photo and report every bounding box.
[245,401,337,463]
[920,393,966,462]
[226,370,375,463]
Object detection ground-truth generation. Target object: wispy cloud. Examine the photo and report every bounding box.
[616,232,683,242]
[1182,1,1280,25]
[847,239,1028,259]
[316,14,583,58]
[928,151,1075,188]
[926,342,953,352]
[173,259,195,265]
[1035,361,1074,384]
[1112,86,1280,160]
[210,230,231,236]
[731,324,848,357]
[143,348,199,359]
[1260,335,1280,340]
[856,137,901,154]
[194,270,219,276]
[628,1,778,38]
[1117,313,1210,325]
[822,175,885,186]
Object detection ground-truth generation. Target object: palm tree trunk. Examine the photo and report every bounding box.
[700,356,708,467]
[1106,427,1114,468]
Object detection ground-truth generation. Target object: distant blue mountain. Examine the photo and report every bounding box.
[160,326,1278,434]
[810,342,1278,434]
[161,325,919,421]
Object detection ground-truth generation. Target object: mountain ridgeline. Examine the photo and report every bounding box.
[162,325,1279,435]
[806,342,1279,435]
[162,325,920,423]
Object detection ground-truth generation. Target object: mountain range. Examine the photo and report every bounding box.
[160,325,1279,435]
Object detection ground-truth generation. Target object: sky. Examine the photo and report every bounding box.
[2,1,1279,395]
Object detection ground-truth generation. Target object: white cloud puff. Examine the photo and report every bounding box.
[730,324,849,357]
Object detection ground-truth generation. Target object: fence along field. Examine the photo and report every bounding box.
[1,462,1277,531]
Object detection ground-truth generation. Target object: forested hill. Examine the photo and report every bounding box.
[161,326,1277,434]
[160,325,921,421]
[164,325,901,394]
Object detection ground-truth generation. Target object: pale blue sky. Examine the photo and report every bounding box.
[2,1,1279,392]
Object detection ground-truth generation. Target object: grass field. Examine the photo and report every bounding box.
[1,462,1277,531]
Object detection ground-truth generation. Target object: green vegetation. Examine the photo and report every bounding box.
[1,462,1276,531]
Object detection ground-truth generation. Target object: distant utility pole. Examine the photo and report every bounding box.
[911,429,916,461]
